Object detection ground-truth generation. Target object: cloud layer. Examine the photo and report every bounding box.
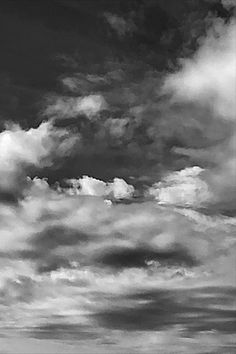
[0,1,235,353]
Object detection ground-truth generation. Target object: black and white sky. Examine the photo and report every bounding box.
[0,1,236,353]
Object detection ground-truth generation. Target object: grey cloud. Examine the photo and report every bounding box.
[31,226,89,251]
[221,0,236,9]
[95,245,197,269]
[4,178,235,269]
[93,286,236,333]
[29,323,98,341]
[104,12,136,38]
[44,94,107,122]
[1,4,236,352]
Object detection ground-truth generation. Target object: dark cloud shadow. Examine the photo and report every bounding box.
[17,226,91,273]
[93,286,236,334]
[31,226,89,250]
[95,245,198,269]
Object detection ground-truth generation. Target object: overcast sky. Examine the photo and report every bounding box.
[0,1,236,353]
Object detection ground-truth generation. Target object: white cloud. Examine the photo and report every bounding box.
[45,94,107,119]
[163,20,236,120]
[0,122,52,190]
[66,176,107,197]
[77,95,107,117]
[109,177,134,199]
[163,19,236,209]
[149,166,212,207]
[64,175,134,200]
[0,121,78,191]
[0,122,51,169]
[0,172,235,349]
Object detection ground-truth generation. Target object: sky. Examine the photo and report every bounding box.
[0,1,236,353]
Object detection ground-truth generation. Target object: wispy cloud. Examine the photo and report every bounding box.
[104,12,136,38]
[44,94,107,120]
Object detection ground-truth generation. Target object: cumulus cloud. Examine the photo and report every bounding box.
[0,122,51,167]
[63,176,134,200]
[162,19,236,209]
[0,122,77,191]
[44,94,107,120]
[148,166,212,207]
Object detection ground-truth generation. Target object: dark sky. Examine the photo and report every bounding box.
[0,0,232,181]
[0,0,228,121]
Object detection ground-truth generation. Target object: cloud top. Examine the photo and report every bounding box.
[64,176,134,200]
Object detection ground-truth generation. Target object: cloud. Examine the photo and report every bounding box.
[61,70,125,95]
[44,94,107,120]
[104,12,136,37]
[93,286,236,334]
[2,176,235,275]
[1,5,236,352]
[221,0,236,9]
[163,19,236,120]
[0,172,235,354]
[148,166,212,207]
[96,245,197,269]
[64,176,134,200]
[0,122,78,192]
[0,122,51,169]
[162,19,236,210]
[174,134,236,210]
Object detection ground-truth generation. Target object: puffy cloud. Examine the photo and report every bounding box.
[0,122,77,191]
[149,166,212,207]
[64,176,134,200]
[0,122,51,168]
[75,95,107,118]
[174,133,236,210]
[163,19,236,120]
[44,94,107,120]
[162,19,236,210]
[109,177,135,199]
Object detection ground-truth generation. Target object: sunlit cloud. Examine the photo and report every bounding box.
[163,20,236,121]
